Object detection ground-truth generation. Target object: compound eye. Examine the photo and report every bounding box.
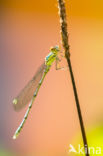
[54,45,59,51]
[50,45,59,52]
[50,46,54,51]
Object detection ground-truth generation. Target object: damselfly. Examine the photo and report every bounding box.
[13,46,61,139]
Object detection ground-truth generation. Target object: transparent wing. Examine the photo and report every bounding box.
[13,62,46,111]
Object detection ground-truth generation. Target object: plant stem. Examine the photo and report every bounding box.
[57,0,89,155]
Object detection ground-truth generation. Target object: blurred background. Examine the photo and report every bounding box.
[0,0,103,155]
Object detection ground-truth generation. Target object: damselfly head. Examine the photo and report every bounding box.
[50,45,60,54]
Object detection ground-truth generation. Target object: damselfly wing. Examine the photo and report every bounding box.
[13,62,46,111]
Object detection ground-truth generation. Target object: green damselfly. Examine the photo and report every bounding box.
[13,46,61,139]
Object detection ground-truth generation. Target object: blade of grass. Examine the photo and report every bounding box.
[57,0,89,155]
